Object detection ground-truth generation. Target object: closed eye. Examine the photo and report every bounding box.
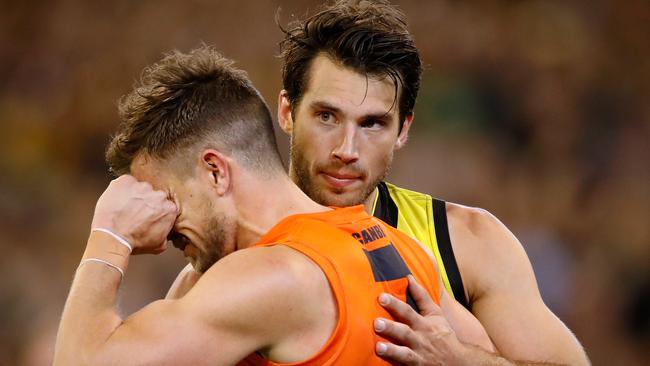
[168,231,190,250]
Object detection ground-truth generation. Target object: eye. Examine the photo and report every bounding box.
[360,119,384,129]
[317,111,334,123]
[168,231,190,250]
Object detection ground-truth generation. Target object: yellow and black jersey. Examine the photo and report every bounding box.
[372,181,469,309]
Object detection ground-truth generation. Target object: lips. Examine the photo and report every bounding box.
[321,171,363,189]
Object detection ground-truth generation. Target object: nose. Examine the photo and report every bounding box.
[331,123,359,164]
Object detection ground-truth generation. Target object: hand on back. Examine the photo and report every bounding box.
[374,275,495,366]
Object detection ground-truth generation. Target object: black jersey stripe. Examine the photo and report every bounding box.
[374,182,470,309]
[432,199,470,309]
[374,182,399,227]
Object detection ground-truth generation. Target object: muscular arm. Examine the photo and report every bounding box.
[375,276,561,365]
[373,204,589,365]
[54,237,315,365]
[448,204,589,365]
[54,176,330,365]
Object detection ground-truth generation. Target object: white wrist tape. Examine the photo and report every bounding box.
[78,258,125,279]
[91,227,133,253]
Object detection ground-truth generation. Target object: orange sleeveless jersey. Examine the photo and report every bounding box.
[239,205,441,366]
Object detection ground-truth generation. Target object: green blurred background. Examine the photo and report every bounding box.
[1,1,648,364]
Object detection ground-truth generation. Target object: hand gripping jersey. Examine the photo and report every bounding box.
[239,205,441,366]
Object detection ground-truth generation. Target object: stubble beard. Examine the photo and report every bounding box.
[194,213,231,274]
[289,134,393,208]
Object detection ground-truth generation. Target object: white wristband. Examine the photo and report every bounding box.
[78,258,125,279]
[91,227,133,253]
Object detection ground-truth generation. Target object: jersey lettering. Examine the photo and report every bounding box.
[351,225,386,245]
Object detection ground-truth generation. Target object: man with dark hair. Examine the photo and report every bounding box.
[271,0,590,365]
[54,46,493,365]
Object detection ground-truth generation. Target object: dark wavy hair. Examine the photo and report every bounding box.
[279,0,422,127]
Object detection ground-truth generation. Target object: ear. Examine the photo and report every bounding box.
[395,113,414,150]
[200,149,231,196]
[277,90,294,135]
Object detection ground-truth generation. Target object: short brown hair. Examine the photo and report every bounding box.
[106,46,283,176]
[280,0,421,126]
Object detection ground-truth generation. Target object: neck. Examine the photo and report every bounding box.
[363,188,378,214]
[234,171,329,249]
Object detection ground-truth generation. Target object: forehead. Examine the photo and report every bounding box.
[301,55,399,119]
[129,154,176,192]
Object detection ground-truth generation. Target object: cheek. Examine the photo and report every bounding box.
[294,124,329,162]
[364,137,395,169]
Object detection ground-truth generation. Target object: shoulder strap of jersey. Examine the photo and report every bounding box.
[374,181,470,310]
[431,198,469,309]
[373,181,399,227]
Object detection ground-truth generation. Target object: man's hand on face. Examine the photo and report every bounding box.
[91,175,178,255]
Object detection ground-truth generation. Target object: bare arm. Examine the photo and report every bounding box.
[449,206,589,365]
[375,275,507,365]
[54,175,181,365]
[55,237,298,365]
[374,276,552,365]
[372,206,590,365]
[54,234,241,366]
[53,176,310,365]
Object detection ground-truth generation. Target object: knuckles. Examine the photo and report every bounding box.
[96,175,177,252]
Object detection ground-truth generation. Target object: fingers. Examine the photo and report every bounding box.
[376,341,419,365]
[159,198,179,227]
[379,293,420,326]
[407,275,442,316]
[94,174,178,253]
[375,317,418,346]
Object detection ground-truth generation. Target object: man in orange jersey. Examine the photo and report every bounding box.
[54,46,493,365]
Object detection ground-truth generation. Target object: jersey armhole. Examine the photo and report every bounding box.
[432,199,470,310]
[245,240,349,366]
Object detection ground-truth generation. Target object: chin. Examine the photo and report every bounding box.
[321,191,367,207]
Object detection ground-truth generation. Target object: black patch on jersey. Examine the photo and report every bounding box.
[363,243,420,313]
[363,243,410,282]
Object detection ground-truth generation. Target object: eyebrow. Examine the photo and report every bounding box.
[310,101,342,114]
[309,100,395,122]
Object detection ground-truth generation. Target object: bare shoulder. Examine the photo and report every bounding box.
[444,202,535,300]
[444,203,590,364]
[445,202,512,241]
[188,245,332,320]
[183,244,337,360]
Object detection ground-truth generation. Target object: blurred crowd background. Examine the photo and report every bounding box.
[1,0,648,365]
